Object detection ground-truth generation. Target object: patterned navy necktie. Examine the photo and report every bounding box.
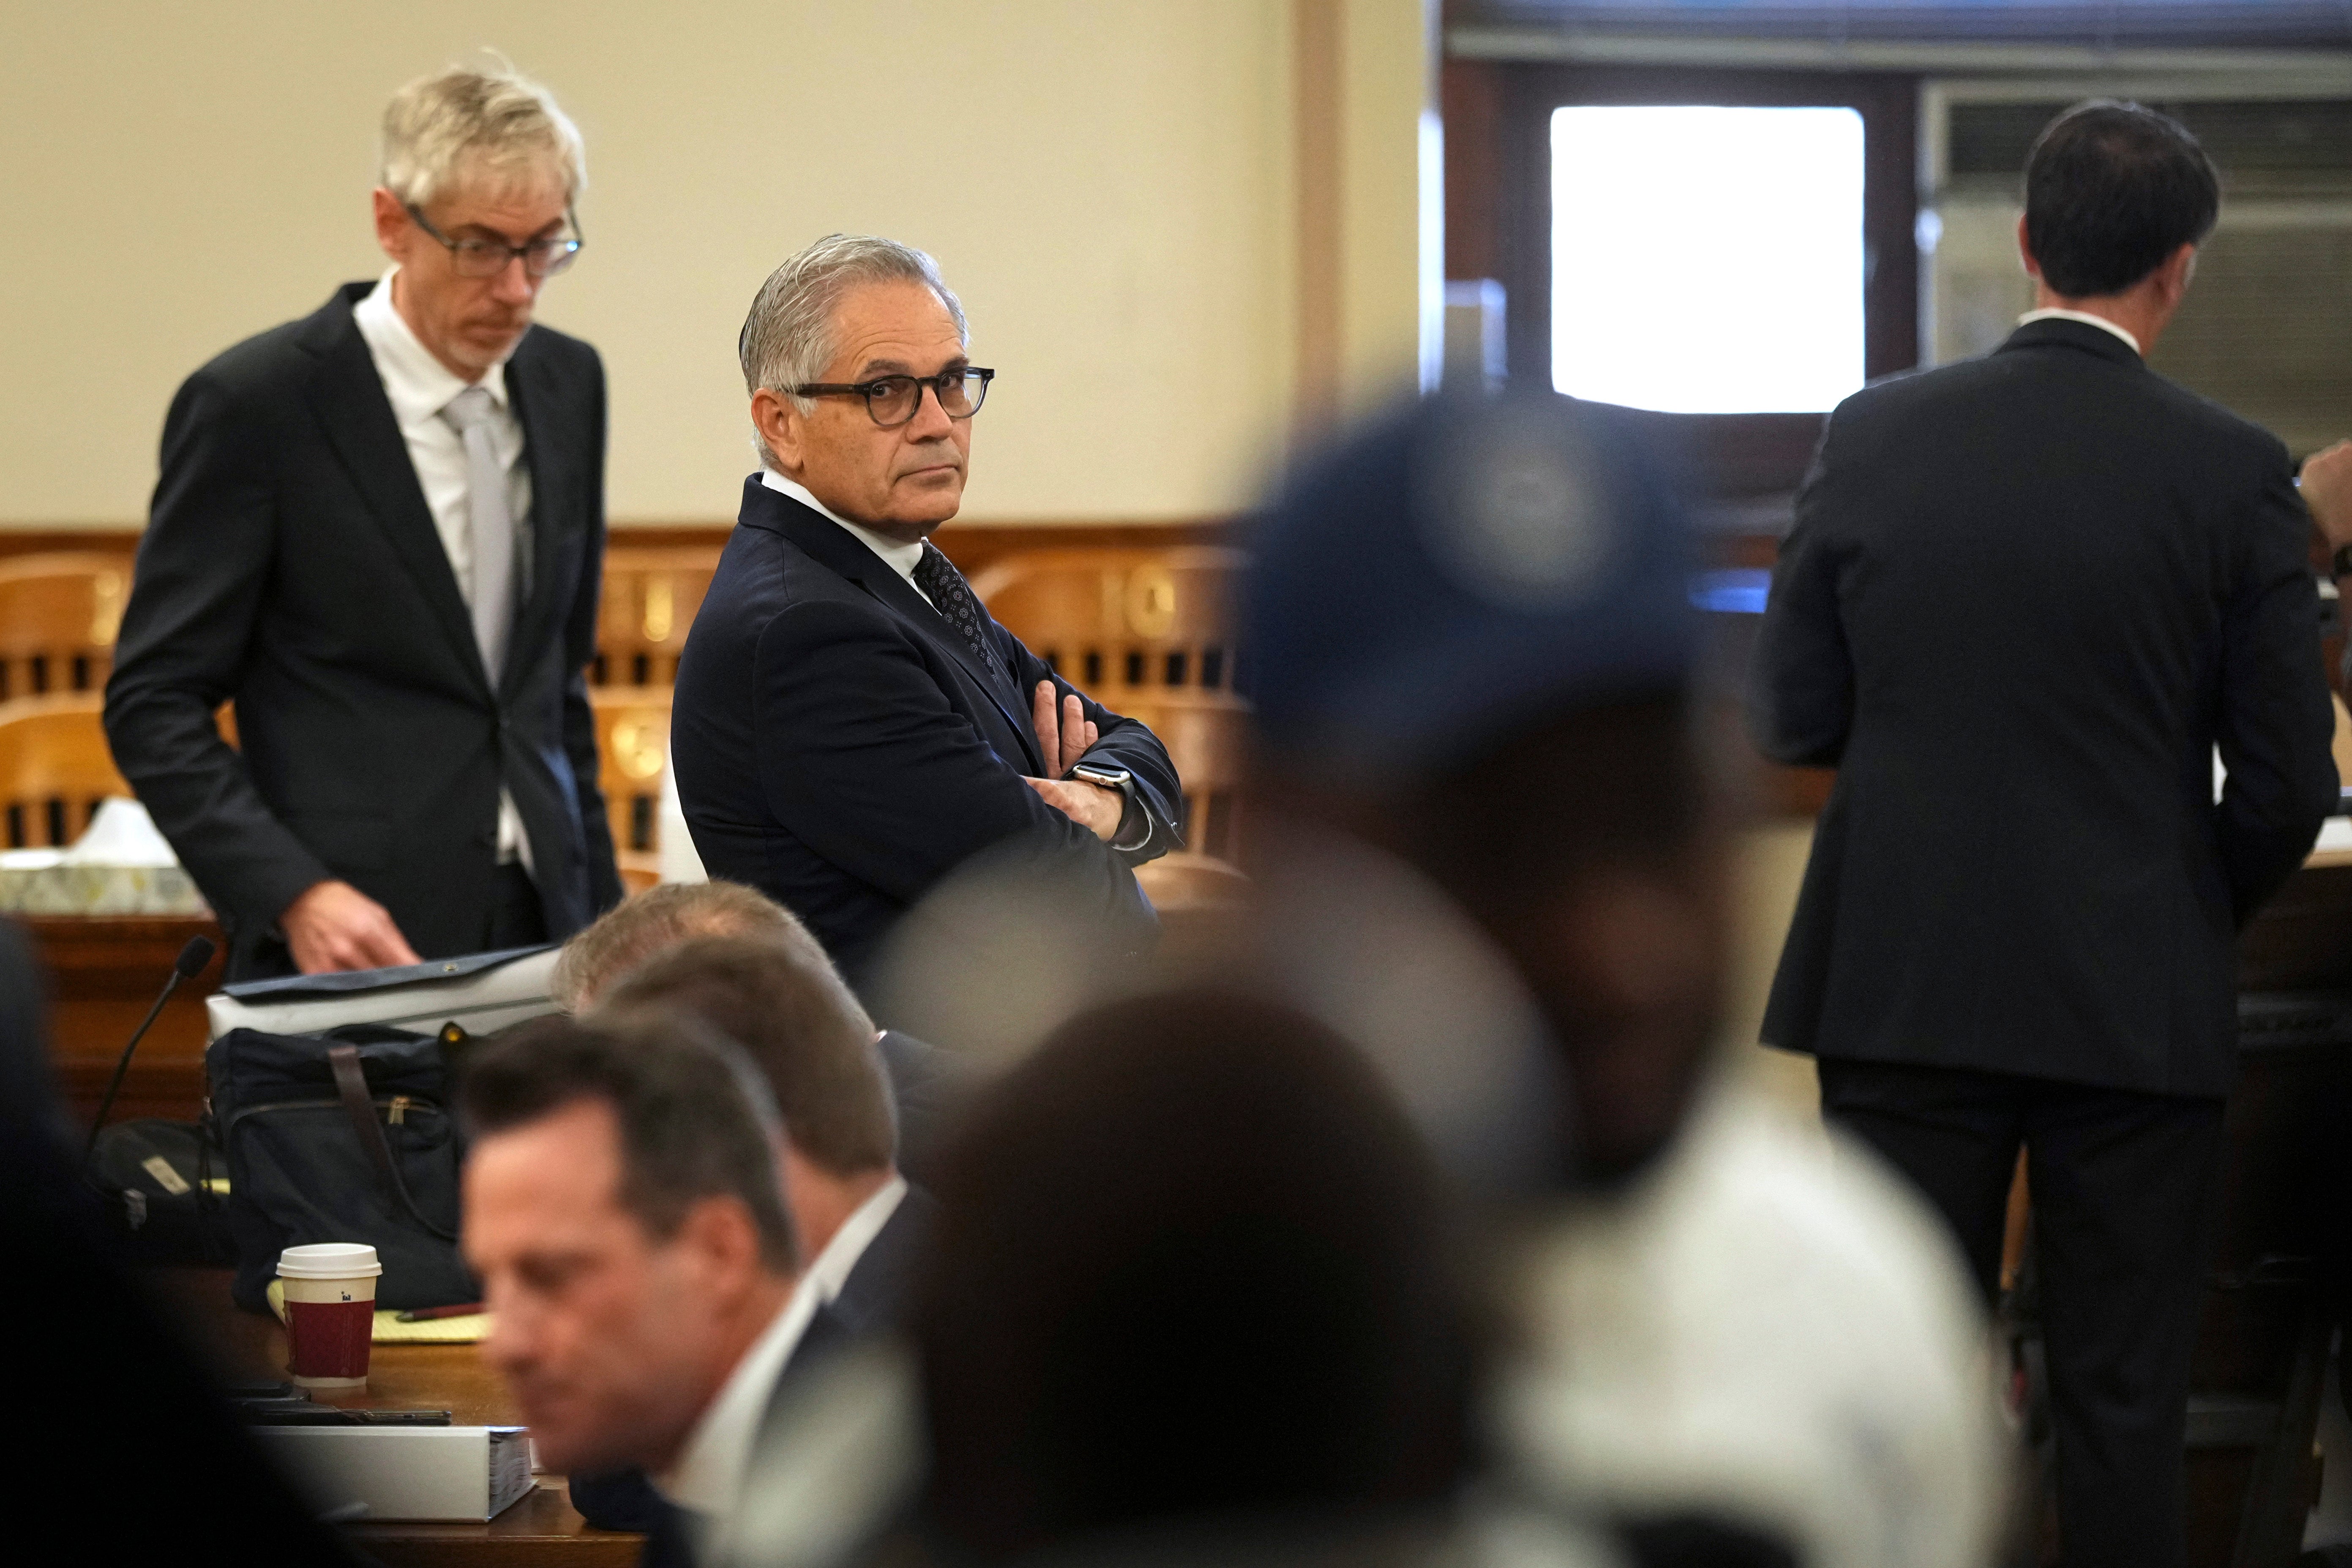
[913,541,1008,685]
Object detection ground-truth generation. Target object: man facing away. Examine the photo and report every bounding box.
[1751,100,2338,1567]
[671,235,1180,995]
[106,62,621,979]
[464,1014,803,1568]
[549,880,970,1182]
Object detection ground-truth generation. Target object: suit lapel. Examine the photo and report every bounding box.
[301,289,491,697]
[502,333,569,698]
[748,485,1045,771]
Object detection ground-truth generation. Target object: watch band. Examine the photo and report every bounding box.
[2333,542,2352,580]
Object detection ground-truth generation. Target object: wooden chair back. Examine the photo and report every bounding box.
[0,694,133,848]
[592,686,672,892]
[0,553,135,701]
[596,548,722,686]
[971,546,1251,862]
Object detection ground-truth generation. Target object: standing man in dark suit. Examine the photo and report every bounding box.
[105,62,622,981]
[672,235,1180,992]
[1752,101,2337,1567]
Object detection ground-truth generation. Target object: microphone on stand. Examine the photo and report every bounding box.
[82,935,217,1171]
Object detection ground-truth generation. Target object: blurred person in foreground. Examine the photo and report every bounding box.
[671,235,1180,998]
[550,880,968,1178]
[731,990,1573,1568]
[1240,389,2004,1567]
[0,919,355,1558]
[105,60,621,980]
[463,1014,817,1568]
[567,935,939,1540]
[1752,101,2336,1567]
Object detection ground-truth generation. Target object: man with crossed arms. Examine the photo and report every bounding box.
[673,235,1180,994]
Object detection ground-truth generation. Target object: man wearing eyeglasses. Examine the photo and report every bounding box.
[105,62,622,980]
[671,235,1181,996]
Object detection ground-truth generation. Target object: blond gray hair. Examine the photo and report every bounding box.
[739,234,968,467]
[381,59,586,210]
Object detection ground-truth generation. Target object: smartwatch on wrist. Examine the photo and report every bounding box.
[1069,765,1132,791]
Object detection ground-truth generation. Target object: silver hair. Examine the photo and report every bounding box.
[380,58,586,209]
[739,234,969,468]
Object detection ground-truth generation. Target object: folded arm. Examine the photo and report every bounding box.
[756,600,1158,926]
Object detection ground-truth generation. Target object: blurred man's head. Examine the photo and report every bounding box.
[594,934,898,1257]
[1242,391,1724,1181]
[371,61,586,381]
[551,880,832,1012]
[917,990,1468,1559]
[461,1014,797,1475]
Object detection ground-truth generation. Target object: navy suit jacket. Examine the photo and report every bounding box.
[105,284,623,978]
[1750,319,2338,1096]
[672,478,1179,989]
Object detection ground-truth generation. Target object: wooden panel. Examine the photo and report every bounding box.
[32,913,225,1127]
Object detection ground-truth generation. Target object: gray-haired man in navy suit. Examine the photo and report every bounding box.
[671,235,1181,995]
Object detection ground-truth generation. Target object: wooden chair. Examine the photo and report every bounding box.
[596,547,722,687]
[968,546,1249,708]
[0,693,132,848]
[0,552,135,702]
[591,686,671,892]
[971,547,1253,911]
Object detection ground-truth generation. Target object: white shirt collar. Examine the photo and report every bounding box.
[805,1174,908,1305]
[2016,308,2142,357]
[759,469,926,586]
[353,268,512,425]
[655,1285,816,1530]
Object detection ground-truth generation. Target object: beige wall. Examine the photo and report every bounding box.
[0,2,1432,528]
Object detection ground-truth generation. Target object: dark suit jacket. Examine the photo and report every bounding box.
[672,478,1179,988]
[105,284,623,979]
[877,1029,972,1187]
[1750,318,2338,1097]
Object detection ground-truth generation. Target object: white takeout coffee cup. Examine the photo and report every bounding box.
[277,1243,382,1389]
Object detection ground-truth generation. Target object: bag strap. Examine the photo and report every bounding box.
[327,1044,458,1242]
[327,1044,403,1207]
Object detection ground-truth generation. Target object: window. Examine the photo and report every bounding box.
[1550,105,1866,413]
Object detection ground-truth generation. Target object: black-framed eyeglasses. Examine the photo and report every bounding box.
[792,368,994,428]
[405,202,584,279]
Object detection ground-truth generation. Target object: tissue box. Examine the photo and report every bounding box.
[254,1425,535,1522]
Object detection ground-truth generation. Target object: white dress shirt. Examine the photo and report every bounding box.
[353,268,531,867]
[760,469,936,609]
[2016,307,2142,357]
[656,1287,817,1552]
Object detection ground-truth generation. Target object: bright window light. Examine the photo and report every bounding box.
[1551,105,1866,413]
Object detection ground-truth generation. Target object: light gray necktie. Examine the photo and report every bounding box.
[439,385,516,683]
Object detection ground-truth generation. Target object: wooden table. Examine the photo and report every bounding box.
[151,1268,640,1565]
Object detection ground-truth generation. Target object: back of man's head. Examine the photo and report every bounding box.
[916,990,1468,1559]
[2025,99,2219,298]
[552,880,843,1012]
[595,934,896,1179]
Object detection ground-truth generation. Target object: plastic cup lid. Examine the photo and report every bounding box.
[276,1242,384,1279]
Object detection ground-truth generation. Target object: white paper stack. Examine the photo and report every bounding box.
[254,1424,535,1522]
